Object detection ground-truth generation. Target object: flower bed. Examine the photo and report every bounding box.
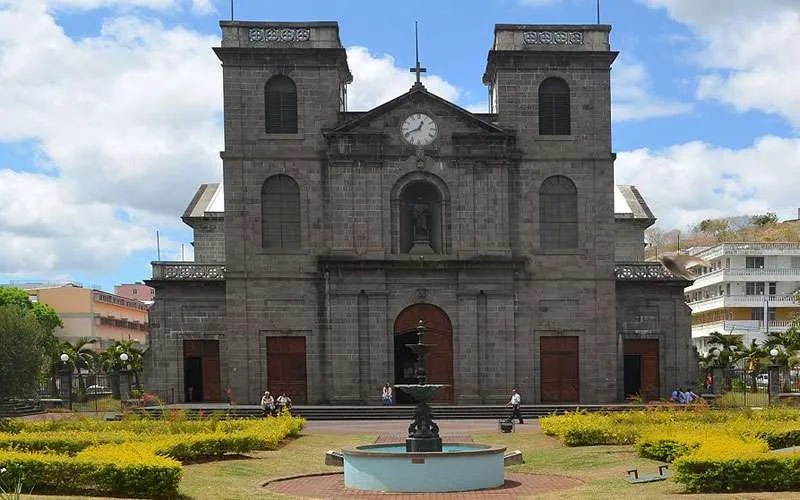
[540,408,800,493]
[0,414,305,498]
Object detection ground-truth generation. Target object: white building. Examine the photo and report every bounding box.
[685,243,800,353]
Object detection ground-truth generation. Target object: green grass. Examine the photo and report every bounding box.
[18,426,800,499]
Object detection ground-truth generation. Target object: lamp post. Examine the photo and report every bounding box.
[768,348,780,404]
[710,348,724,395]
[119,353,131,405]
[59,353,72,410]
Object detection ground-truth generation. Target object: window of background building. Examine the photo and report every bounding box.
[746,256,765,269]
[751,307,776,321]
[745,282,765,295]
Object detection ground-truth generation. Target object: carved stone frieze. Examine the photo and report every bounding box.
[248,27,311,44]
[153,263,226,280]
[523,31,584,45]
[615,262,683,281]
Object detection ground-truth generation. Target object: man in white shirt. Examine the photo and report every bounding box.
[505,389,523,424]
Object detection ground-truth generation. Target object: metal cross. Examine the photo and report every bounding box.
[409,21,426,87]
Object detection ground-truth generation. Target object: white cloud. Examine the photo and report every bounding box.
[616,136,800,229]
[0,171,153,275]
[642,0,800,128]
[612,58,692,122]
[346,46,460,110]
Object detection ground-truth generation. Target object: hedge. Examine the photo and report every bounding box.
[0,415,305,498]
[0,448,182,498]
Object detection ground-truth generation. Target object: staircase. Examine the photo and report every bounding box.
[0,399,44,418]
[135,403,647,420]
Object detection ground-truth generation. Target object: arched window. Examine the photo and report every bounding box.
[399,181,443,254]
[539,78,570,135]
[539,175,577,249]
[261,175,300,249]
[265,75,297,134]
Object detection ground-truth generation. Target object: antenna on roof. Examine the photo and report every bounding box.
[596,0,600,24]
[156,230,161,261]
[230,0,234,21]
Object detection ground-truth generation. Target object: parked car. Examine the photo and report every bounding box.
[86,385,111,395]
[756,374,769,387]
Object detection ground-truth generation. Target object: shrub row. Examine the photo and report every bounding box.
[0,415,305,498]
[0,448,182,498]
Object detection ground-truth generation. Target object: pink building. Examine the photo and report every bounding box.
[114,283,155,305]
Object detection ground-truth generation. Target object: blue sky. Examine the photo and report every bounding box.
[0,0,798,292]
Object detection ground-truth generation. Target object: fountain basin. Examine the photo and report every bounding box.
[342,443,506,492]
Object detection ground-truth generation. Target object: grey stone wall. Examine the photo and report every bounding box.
[143,281,226,403]
[615,219,648,261]
[616,280,699,399]
[192,218,225,263]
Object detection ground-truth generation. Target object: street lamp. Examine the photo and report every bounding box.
[119,353,131,405]
[770,348,779,359]
[59,353,72,410]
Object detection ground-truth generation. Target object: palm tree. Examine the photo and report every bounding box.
[737,339,767,392]
[706,331,744,369]
[59,337,98,399]
[101,340,145,396]
[763,328,800,368]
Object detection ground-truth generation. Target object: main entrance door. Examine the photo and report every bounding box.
[540,336,579,403]
[266,337,308,404]
[394,304,454,403]
[183,340,221,402]
[623,339,660,401]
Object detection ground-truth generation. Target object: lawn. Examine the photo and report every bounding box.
[15,422,800,499]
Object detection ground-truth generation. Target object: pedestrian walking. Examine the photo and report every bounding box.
[505,389,523,424]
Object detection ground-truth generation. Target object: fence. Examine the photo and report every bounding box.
[38,371,124,413]
[725,368,770,407]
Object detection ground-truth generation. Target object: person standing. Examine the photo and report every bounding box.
[260,390,274,417]
[505,389,523,424]
[382,383,393,405]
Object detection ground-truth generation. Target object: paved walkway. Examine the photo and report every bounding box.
[266,472,582,499]
[304,419,539,434]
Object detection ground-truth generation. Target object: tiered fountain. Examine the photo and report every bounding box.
[342,320,506,493]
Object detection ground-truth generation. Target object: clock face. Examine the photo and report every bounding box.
[401,113,438,146]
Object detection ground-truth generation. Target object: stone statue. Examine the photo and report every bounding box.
[412,203,431,242]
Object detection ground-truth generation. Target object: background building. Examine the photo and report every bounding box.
[145,20,696,405]
[685,243,800,353]
[21,283,148,348]
[114,282,155,306]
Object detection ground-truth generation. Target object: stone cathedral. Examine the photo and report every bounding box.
[144,21,698,405]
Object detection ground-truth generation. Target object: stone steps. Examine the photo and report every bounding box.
[0,400,44,418]
[133,403,646,420]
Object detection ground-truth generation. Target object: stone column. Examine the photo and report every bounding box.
[768,364,780,404]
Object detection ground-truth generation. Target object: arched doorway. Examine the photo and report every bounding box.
[393,304,454,403]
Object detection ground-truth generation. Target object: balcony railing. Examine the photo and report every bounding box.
[687,294,799,313]
[686,267,800,291]
[698,243,800,260]
[151,262,225,281]
[615,261,684,281]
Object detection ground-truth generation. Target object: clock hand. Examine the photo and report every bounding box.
[414,121,424,132]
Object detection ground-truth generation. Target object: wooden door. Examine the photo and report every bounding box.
[540,336,579,403]
[624,339,660,401]
[267,337,307,404]
[394,304,454,403]
[183,340,221,402]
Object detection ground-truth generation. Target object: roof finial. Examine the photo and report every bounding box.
[409,21,426,88]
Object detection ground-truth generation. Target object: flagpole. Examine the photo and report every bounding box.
[596,0,600,24]
[231,0,234,21]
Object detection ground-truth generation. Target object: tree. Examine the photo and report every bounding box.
[751,212,779,227]
[0,287,62,333]
[706,331,744,370]
[0,305,49,400]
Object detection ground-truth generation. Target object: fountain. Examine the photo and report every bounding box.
[341,320,506,493]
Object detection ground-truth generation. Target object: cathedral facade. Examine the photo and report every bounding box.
[144,21,697,405]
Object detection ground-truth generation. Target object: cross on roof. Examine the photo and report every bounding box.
[409,21,426,87]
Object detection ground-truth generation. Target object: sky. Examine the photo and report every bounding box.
[0,0,798,292]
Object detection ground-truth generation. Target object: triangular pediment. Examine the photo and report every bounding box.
[327,85,509,135]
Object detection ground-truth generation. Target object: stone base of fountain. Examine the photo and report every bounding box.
[406,436,443,453]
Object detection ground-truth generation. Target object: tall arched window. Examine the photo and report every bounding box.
[265,75,297,134]
[262,175,300,249]
[540,175,577,249]
[539,77,570,135]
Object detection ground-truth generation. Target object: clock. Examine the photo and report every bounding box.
[401,113,438,146]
